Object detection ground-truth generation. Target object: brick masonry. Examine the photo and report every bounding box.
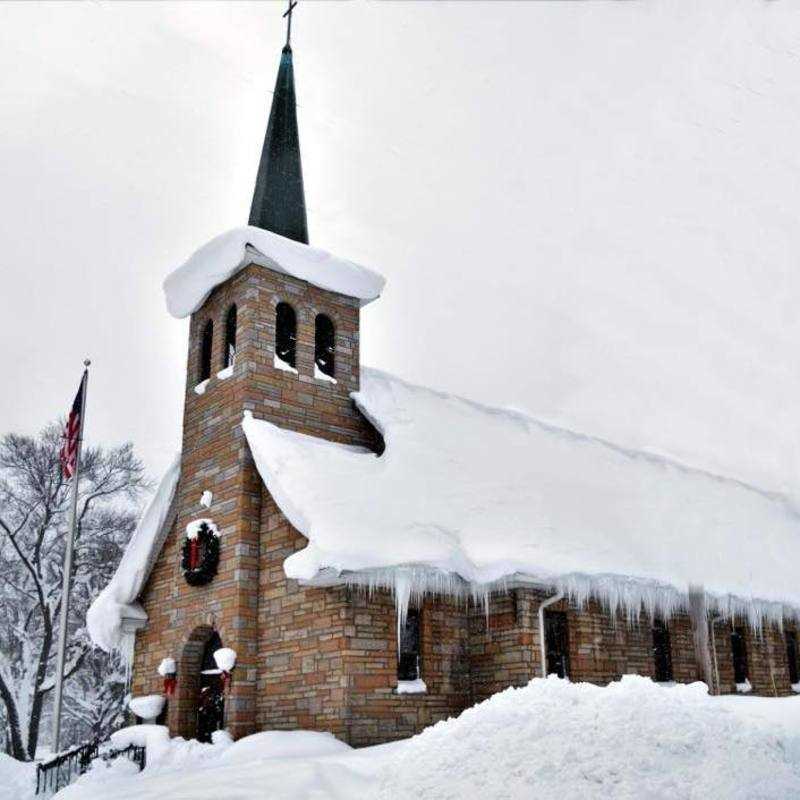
[130,259,799,748]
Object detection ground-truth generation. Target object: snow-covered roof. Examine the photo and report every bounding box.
[87,454,180,651]
[242,368,800,625]
[163,227,386,318]
[90,370,800,655]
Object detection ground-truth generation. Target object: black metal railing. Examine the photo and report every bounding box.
[35,738,146,795]
[101,743,146,771]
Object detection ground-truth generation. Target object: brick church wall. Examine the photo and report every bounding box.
[712,621,794,697]
[256,491,353,738]
[468,590,703,702]
[469,590,537,703]
[344,591,472,746]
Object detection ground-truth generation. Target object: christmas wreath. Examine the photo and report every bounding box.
[182,519,221,586]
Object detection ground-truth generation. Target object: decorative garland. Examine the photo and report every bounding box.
[182,519,221,586]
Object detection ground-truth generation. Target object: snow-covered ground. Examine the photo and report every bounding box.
[34,677,800,800]
[0,753,36,800]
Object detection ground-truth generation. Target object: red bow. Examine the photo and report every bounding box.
[163,675,177,696]
[188,538,200,570]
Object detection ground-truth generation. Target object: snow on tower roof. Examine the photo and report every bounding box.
[242,368,800,626]
[163,226,385,318]
[87,454,180,652]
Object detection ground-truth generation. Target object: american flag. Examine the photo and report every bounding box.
[59,373,86,479]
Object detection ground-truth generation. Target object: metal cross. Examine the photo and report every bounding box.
[284,0,298,47]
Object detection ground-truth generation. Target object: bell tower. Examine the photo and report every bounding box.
[131,5,379,742]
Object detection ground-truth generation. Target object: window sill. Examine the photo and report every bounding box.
[274,354,298,375]
[395,678,427,695]
[217,365,234,380]
[735,679,753,694]
[314,363,337,384]
[194,379,210,395]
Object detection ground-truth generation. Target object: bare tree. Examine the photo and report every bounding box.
[0,423,147,760]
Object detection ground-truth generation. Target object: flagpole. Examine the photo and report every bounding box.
[51,359,90,754]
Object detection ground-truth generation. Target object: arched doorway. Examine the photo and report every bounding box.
[197,631,225,742]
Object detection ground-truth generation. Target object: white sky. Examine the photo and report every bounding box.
[1,0,798,499]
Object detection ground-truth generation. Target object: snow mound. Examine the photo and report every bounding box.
[53,679,800,800]
[128,695,165,721]
[0,753,34,800]
[213,647,236,672]
[110,725,172,765]
[377,676,800,800]
[87,454,180,652]
[219,731,351,766]
[157,658,176,677]
[242,368,800,623]
[108,725,232,774]
[163,226,385,318]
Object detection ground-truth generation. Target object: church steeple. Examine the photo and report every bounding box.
[249,3,308,244]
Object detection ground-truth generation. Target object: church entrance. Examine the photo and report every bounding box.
[196,632,225,743]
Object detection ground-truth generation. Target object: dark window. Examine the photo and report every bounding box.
[222,304,237,368]
[275,302,297,369]
[398,607,421,681]
[314,314,335,379]
[651,619,673,682]
[197,632,224,743]
[787,631,799,685]
[544,610,570,678]
[199,320,213,382]
[731,627,749,684]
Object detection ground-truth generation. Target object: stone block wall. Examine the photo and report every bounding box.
[256,490,353,738]
[344,590,472,746]
[469,590,537,703]
[712,621,794,697]
[469,590,703,699]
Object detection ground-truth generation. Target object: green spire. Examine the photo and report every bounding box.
[249,43,309,244]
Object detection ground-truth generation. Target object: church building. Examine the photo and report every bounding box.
[88,22,800,747]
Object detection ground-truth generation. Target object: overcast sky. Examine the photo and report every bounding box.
[1,0,798,500]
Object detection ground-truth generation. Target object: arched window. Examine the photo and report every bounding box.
[651,619,673,682]
[199,320,213,382]
[787,631,799,685]
[275,302,297,369]
[398,607,421,681]
[222,305,237,369]
[731,627,749,685]
[544,609,570,679]
[314,314,335,379]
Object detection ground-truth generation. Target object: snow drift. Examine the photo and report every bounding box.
[242,368,800,625]
[54,678,800,800]
[376,676,800,800]
[87,454,180,652]
[218,731,351,765]
[0,753,34,800]
[163,226,385,318]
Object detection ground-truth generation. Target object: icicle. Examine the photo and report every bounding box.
[338,565,797,638]
[394,570,412,655]
[119,632,136,692]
